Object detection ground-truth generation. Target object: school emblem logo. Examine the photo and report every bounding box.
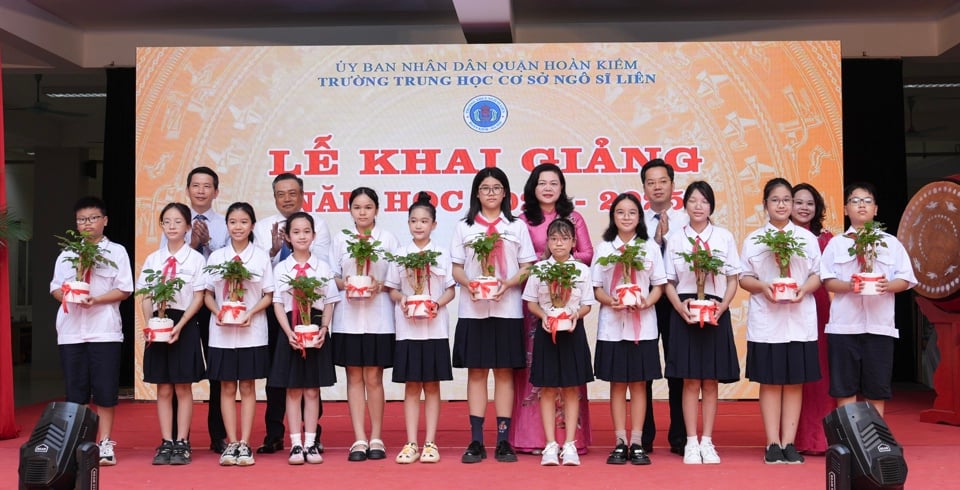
[464,95,507,133]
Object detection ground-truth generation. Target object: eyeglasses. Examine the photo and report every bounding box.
[847,197,875,206]
[161,219,186,227]
[767,198,791,206]
[76,216,103,225]
[479,186,504,195]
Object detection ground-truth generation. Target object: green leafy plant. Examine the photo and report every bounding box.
[847,220,888,273]
[526,260,582,307]
[285,275,328,326]
[342,229,382,276]
[596,241,647,285]
[384,249,442,295]
[467,232,501,277]
[752,229,806,278]
[55,230,118,282]
[0,208,30,247]
[203,258,255,302]
[135,269,186,319]
[676,237,726,300]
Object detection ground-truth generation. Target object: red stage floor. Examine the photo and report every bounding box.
[3,389,959,489]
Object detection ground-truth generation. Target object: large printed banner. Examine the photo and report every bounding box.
[135,41,844,401]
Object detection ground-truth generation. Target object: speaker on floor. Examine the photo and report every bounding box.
[823,401,907,490]
[19,401,100,490]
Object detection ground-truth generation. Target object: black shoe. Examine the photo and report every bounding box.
[629,444,651,465]
[170,440,191,465]
[606,443,628,465]
[781,443,805,464]
[494,440,518,463]
[152,440,174,465]
[256,438,284,454]
[669,445,684,456]
[642,443,654,454]
[461,440,486,463]
[348,441,368,462]
[764,444,785,464]
[210,438,227,454]
[367,439,386,460]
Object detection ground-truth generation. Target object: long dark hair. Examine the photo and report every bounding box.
[521,163,574,225]
[465,167,514,225]
[602,193,648,242]
[792,183,826,236]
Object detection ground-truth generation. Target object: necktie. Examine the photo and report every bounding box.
[291,263,311,326]
[162,256,177,281]
[193,214,208,254]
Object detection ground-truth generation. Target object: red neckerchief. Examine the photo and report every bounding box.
[474,215,506,278]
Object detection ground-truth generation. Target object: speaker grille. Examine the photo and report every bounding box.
[877,456,908,484]
[22,458,52,484]
[26,419,67,448]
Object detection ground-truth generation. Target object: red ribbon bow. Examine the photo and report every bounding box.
[407,298,437,319]
[144,325,174,346]
[546,310,572,344]
[693,303,719,328]
[59,282,90,313]
[218,304,245,323]
[615,284,644,342]
[851,273,882,293]
[295,329,320,358]
[773,282,799,293]
[346,283,371,297]
[469,279,496,298]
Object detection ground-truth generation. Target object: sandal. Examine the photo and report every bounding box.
[420,442,440,463]
[368,438,387,460]
[348,440,368,462]
[395,442,420,464]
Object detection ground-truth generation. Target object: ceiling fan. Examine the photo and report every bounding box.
[905,96,947,139]
[4,74,87,118]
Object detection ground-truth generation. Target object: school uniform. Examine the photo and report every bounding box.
[267,254,340,388]
[590,237,666,383]
[160,208,228,260]
[253,212,332,267]
[137,244,207,384]
[523,257,596,387]
[385,241,455,383]
[663,224,741,383]
[330,226,401,367]
[740,221,821,385]
[450,215,536,369]
[204,242,275,381]
[50,236,133,407]
[821,229,916,399]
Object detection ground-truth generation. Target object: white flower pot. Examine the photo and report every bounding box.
[294,324,321,348]
[546,306,574,332]
[771,277,798,302]
[406,294,434,319]
[220,301,247,325]
[146,317,174,343]
[854,272,883,295]
[346,275,374,299]
[470,276,499,300]
[688,299,715,324]
[63,280,91,304]
[614,283,641,306]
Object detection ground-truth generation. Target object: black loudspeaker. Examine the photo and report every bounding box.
[823,402,908,489]
[19,401,100,490]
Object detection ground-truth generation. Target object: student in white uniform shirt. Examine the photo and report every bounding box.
[739,178,822,465]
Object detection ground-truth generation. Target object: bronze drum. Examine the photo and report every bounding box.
[898,175,960,310]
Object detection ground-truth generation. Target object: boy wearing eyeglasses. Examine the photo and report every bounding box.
[820,182,916,417]
[50,196,133,466]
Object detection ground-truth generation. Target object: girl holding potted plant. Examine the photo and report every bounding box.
[451,168,535,464]
[821,182,916,416]
[663,182,741,465]
[512,163,594,456]
[330,187,400,462]
[267,212,340,465]
[739,178,822,465]
[137,202,207,465]
[203,202,275,467]
[590,193,665,466]
[384,192,456,464]
[522,218,596,466]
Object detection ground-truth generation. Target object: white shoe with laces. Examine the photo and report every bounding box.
[683,441,702,464]
[700,440,721,464]
[560,441,580,466]
[99,438,117,466]
[540,441,560,466]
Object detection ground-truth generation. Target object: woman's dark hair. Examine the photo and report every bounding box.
[683,181,715,215]
[763,177,793,201]
[792,183,827,236]
[349,187,380,209]
[285,211,315,234]
[602,193,648,242]
[521,163,574,225]
[225,202,257,242]
[465,167,514,225]
[843,181,878,203]
[409,191,436,221]
[546,217,576,240]
[159,202,191,224]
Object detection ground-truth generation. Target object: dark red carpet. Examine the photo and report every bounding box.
[3,389,958,488]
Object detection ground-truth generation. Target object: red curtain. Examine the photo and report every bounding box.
[0,50,20,439]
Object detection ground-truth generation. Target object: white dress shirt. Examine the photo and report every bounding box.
[253,212,332,267]
[591,237,666,341]
[330,226,400,335]
[384,241,456,340]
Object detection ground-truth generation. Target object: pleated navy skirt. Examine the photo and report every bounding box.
[452,317,525,369]
[207,345,270,381]
[746,340,821,385]
[665,294,741,383]
[594,339,662,383]
[392,339,453,383]
[332,332,395,368]
[143,309,206,384]
[530,319,594,387]
[267,311,336,388]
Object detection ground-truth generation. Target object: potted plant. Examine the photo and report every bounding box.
[467,232,501,300]
[526,260,582,343]
[55,230,118,307]
[595,241,648,306]
[0,208,30,247]
[342,229,382,299]
[135,268,186,343]
[847,220,888,295]
[203,258,255,324]
[285,275,329,350]
[676,237,726,327]
[384,249,442,319]
[752,229,807,302]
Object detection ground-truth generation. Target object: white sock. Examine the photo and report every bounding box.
[304,432,316,447]
[701,436,713,446]
[687,435,699,446]
[290,433,302,448]
[629,431,643,446]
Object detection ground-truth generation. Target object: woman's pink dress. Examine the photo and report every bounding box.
[509,210,594,453]
[795,230,834,453]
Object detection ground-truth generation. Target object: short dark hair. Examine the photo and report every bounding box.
[640,158,674,183]
[187,166,219,190]
[272,173,304,191]
[159,202,191,224]
[74,196,107,215]
[844,182,878,204]
[683,180,715,215]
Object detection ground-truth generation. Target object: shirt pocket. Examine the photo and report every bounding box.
[90,265,119,295]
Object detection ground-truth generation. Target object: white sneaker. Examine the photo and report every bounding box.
[700,440,721,464]
[560,441,580,466]
[683,441,702,464]
[540,441,560,466]
[99,439,116,466]
[219,442,240,466]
